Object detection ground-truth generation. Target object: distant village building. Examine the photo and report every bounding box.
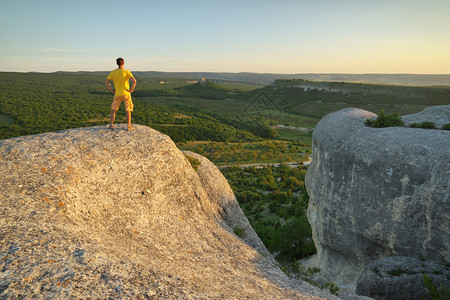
[186,78,207,85]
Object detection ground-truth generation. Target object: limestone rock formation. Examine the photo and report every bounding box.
[402,105,450,128]
[305,107,450,290]
[356,256,449,300]
[182,151,276,262]
[0,124,337,299]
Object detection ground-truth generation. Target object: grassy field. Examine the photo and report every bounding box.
[275,128,313,144]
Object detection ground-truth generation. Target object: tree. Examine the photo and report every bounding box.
[272,215,316,260]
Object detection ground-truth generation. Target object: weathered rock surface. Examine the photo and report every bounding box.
[402,105,450,128]
[0,124,338,299]
[356,256,449,299]
[305,107,450,290]
[182,151,275,262]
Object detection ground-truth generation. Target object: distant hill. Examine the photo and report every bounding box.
[289,73,450,87]
[51,71,450,87]
[239,79,450,119]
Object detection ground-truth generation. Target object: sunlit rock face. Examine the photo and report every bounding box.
[0,124,335,299]
[305,107,450,290]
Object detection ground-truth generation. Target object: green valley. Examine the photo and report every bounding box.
[1,71,448,272]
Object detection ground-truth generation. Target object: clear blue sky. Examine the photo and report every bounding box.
[1,0,449,73]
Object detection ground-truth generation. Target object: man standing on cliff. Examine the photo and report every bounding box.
[105,57,137,131]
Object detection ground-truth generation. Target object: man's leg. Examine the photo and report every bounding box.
[126,110,132,128]
[110,109,117,127]
[125,96,134,130]
[126,110,135,131]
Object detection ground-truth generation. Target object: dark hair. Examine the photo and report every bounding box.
[116,57,124,67]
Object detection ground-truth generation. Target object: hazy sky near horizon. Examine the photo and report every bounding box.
[1,0,449,73]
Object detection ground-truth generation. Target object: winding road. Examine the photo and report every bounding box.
[218,157,311,170]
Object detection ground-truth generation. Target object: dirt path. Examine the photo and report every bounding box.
[272,124,313,133]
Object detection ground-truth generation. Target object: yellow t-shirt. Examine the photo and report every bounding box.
[107,68,134,96]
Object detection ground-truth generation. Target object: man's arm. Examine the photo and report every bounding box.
[105,79,114,94]
[127,77,137,93]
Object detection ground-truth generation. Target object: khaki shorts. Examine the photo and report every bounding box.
[111,95,134,112]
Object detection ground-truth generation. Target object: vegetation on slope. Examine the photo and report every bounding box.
[175,81,233,100]
[0,73,258,142]
[239,79,450,119]
[181,140,309,166]
[221,163,316,261]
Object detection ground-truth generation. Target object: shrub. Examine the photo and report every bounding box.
[321,281,340,296]
[268,201,278,213]
[285,262,339,296]
[365,110,405,128]
[184,154,201,172]
[271,190,289,204]
[283,176,302,191]
[271,215,316,260]
[373,267,383,278]
[387,267,404,276]
[409,121,437,129]
[442,123,450,130]
[238,190,262,204]
[233,226,247,238]
[423,274,449,300]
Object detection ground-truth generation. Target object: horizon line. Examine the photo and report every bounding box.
[2,70,450,75]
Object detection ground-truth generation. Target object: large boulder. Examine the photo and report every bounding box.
[305,107,450,290]
[182,151,276,262]
[0,124,336,299]
[356,256,449,299]
[402,105,450,128]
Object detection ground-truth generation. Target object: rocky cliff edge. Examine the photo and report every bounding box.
[305,106,449,291]
[0,124,339,299]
